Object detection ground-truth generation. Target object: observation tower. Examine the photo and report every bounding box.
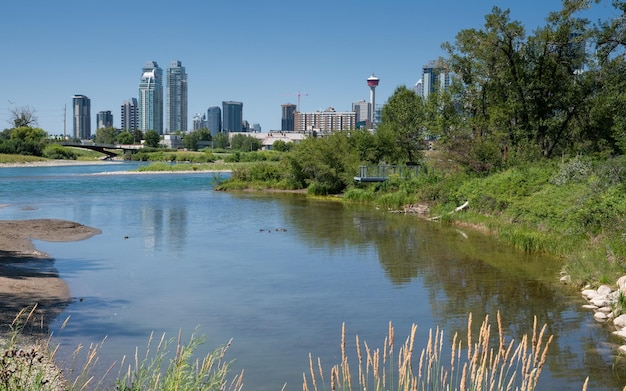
[367,74,379,129]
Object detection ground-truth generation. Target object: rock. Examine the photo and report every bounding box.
[582,304,598,310]
[582,289,599,300]
[594,312,609,322]
[560,275,571,284]
[598,285,613,296]
[614,329,626,340]
[598,306,613,313]
[619,346,626,355]
[618,276,626,290]
[591,297,611,308]
[615,314,626,329]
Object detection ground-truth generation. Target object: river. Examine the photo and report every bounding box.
[0,162,624,390]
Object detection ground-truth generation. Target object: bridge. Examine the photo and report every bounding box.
[354,165,420,183]
[61,142,143,159]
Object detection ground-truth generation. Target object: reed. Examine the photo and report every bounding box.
[303,312,553,391]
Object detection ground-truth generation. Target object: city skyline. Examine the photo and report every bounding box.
[1,1,616,135]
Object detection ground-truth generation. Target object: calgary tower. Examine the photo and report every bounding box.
[367,74,379,129]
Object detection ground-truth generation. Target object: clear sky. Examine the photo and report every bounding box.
[0,0,617,135]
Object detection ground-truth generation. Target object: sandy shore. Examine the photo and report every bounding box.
[0,218,101,337]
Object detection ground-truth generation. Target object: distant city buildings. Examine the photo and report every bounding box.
[417,60,451,99]
[72,94,91,140]
[352,100,370,128]
[138,61,163,134]
[121,98,138,132]
[222,101,243,132]
[192,113,206,131]
[166,60,188,133]
[294,107,356,134]
[96,110,113,129]
[207,106,222,136]
[281,104,296,131]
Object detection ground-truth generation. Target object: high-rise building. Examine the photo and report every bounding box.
[138,61,163,134]
[166,60,187,133]
[192,113,206,131]
[121,98,138,132]
[207,106,222,136]
[281,104,296,131]
[72,95,91,140]
[294,107,356,134]
[420,60,451,99]
[352,100,370,127]
[96,110,113,129]
[222,101,243,133]
[252,123,261,132]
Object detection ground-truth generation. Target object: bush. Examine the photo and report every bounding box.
[42,144,77,160]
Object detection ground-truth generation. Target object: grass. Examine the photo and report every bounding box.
[2,309,559,391]
[304,312,554,391]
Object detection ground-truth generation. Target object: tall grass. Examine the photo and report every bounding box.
[303,312,554,391]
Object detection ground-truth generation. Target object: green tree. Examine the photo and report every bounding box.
[272,140,291,152]
[117,131,135,144]
[442,4,595,161]
[212,132,229,149]
[230,134,261,151]
[282,131,360,194]
[1,127,48,155]
[95,127,118,144]
[144,130,161,148]
[376,86,426,165]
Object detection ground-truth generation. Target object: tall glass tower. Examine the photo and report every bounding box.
[222,101,243,133]
[207,106,222,137]
[166,60,187,134]
[138,61,163,134]
[72,94,91,140]
[96,110,113,129]
[281,103,296,131]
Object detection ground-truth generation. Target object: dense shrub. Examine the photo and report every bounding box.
[42,144,77,160]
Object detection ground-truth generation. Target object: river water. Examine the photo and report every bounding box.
[0,162,624,390]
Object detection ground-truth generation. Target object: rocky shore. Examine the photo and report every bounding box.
[579,276,626,354]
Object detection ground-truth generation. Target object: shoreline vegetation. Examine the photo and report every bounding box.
[2,147,625,388]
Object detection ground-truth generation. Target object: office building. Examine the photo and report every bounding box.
[96,110,113,129]
[121,98,138,132]
[281,103,296,131]
[166,60,187,133]
[192,113,206,131]
[138,61,163,134]
[207,106,221,136]
[222,101,243,133]
[72,94,91,140]
[420,60,451,99]
[294,107,356,134]
[352,100,370,128]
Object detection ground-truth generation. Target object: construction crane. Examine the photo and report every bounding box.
[283,91,309,112]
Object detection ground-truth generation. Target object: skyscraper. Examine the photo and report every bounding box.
[138,61,163,134]
[420,60,451,99]
[166,60,187,133]
[72,95,91,140]
[281,103,296,131]
[121,98,138,132]
[222,101,243,133]
[207,106,222,136]
[96,110,113,129]
[352,100,370,128]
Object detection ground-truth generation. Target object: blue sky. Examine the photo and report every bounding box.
[0,0,617,135]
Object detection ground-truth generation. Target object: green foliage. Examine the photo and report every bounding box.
[0,127,48,156]
[42,144,76,160]
[117,131,135,145]
[282,132,361,194]
[272,140,291,152]
[549,155,593,185]
[224,150,280,163]
[144,131,161,148]
[230,134,261,152]
[212,133,229,149]
[376,86,426,164]
[95,127,118,144]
